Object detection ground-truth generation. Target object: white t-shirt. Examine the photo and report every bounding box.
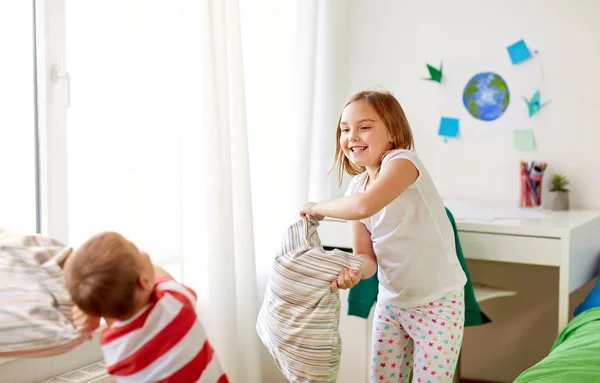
[345,149,466,308]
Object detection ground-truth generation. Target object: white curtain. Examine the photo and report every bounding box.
[241,1,348,380]
[63,0,346,382]
[245,0,349,279]
[179,1,261,382]
[184,1,349,381]
[293,0,349,205]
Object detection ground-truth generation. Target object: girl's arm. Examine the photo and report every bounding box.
[331,220,377,291]
[351,220,377,279]
[312,158,418,220]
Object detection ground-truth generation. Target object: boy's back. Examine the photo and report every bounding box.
[100,277,228,383]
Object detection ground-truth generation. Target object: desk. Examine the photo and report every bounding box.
[318,209,600,333]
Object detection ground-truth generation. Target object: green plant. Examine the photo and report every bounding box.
[550,174,569,192]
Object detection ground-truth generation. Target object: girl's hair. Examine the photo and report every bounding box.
[331,90,414,187]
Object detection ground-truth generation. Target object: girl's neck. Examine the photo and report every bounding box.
[365,166,379,181]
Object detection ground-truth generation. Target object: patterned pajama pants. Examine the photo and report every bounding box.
[370,290,465,383]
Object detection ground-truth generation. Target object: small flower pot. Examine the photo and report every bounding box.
[547,191,569,211]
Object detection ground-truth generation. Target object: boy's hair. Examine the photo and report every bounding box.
[332,90,414,186]
[64,232,141,319]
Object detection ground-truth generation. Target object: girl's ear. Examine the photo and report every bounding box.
[388,131,396,143]
[388,134,396,147]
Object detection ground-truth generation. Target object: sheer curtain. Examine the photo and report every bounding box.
[63,0,346,381]
[244,0,349,273]
[65,0,262,381]
[65,0,186,279]
[179,0,261,382]
[180,1,349,380]
[242,1,349,380]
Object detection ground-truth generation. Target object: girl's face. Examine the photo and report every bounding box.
[339,100,393,172]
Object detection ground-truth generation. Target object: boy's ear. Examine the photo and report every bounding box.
[137,274,152,290]
[58,248,75,269]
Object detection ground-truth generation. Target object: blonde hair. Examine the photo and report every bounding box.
[64,232,142,319]
[331,90,414,186]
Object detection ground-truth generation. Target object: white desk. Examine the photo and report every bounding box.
[318,209,600,333]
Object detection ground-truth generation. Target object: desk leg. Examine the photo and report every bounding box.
[558,241,570,332]
[452,352,461,383]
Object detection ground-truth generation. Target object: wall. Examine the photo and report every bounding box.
[340,0,600,207]
[339,0,600,381]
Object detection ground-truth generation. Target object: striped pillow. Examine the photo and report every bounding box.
[0,229,84,358]
[256,217,363,383]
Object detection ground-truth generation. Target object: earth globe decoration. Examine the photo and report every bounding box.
[462,72,510,121]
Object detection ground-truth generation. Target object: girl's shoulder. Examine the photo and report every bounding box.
[382,148,418,161]
[345,172,368,196]
[381,149,421,168]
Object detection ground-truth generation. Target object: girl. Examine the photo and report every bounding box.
[300,90,467,383]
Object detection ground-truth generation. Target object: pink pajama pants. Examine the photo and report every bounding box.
[370,290,465,383]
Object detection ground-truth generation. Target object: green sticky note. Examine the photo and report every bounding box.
[513,129,535,151]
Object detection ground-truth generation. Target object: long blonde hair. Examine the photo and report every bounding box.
[331,90,414,187]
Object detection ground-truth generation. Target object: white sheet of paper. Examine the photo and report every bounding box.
[444,198,545,221]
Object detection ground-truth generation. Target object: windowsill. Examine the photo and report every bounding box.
[0,320,107,366]
[0,263,177,366]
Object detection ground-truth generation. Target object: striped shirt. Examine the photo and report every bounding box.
[100,278,228,383]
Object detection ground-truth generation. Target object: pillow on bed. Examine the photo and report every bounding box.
[256,216,363,383]
[0,229,83,358]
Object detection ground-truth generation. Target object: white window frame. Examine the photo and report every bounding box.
[37,0,69,243]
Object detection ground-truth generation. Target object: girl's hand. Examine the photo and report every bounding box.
[330,268,361,292]
[71,305,101,340]
[300,202,324,220]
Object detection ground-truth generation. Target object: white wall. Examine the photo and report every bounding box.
[339,0,600,381]
[341,0,600,208]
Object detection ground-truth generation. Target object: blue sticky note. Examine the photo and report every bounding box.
[438,117,459,138]
[507,39,532,65]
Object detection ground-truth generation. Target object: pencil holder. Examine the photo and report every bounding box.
[520,161,547,207]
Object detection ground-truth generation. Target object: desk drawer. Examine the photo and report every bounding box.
[459,231,561,266]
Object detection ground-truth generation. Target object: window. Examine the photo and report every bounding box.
[61,1,194,279]
[0,1,38,235]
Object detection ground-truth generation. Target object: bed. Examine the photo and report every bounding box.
[513,277,600,383]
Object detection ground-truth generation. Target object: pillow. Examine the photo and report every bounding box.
[574,277,600,317]
[256,217,363,383]
[0,229,84,358]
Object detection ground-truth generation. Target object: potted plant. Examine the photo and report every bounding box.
[547,174,569,211]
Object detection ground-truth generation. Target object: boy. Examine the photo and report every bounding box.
[63,232,228,383]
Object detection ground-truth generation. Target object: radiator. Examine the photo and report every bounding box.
[40,361,112,383]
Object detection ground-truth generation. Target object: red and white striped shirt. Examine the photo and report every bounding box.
[100,278,228,383]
